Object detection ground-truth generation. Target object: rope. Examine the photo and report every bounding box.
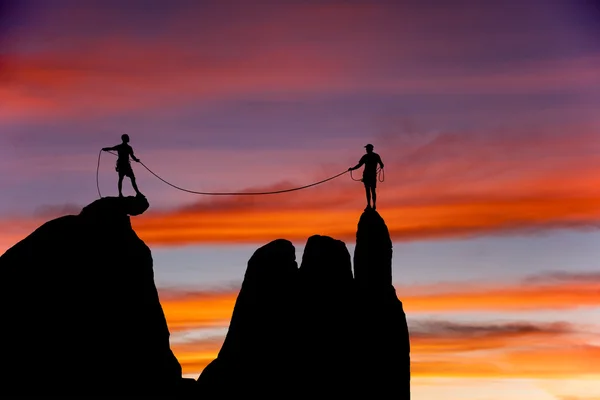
[97,150,350,197]
[140,161,348,195]
[96,149,103,198]
[350,167,385,182]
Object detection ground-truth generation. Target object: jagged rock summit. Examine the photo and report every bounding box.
[354,209,411,398]
[82,193,150,218]
[198,209,411,398]
[355,208,393,288]
[0,196,182,395]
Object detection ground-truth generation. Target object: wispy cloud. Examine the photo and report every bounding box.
[411,344,600,379]
[168,318,599,379]
[160,287,238,332]
[171,336,224,375]
[156,271,600,337]
[397,319,599,379]
[3,1,600,123]
[410,320,575,353]
[400,271,600,313]
[4,44,600,122]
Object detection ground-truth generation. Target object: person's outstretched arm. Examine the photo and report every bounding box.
[129,147,140,162]
[349,156,366,171]
[378,154,384,169]
[102,145,117,151]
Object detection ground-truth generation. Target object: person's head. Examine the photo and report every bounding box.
[121,134,130,143]
[364,143,374,153]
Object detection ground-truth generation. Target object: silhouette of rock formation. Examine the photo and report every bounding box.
[199,209,410,398]
[0,194,409,397]
[355,208,393,287]
[295,235,357,396]
[354,209,411,398]
[0,196,183,395]
[197,239,299,396]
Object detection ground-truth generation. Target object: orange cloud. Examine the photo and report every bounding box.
[1,159,597,252]
[410,345,600,379]
[130,159,600,246]
[126,192,598,247]
[168,319,600,379]
[410,321,575,354]
[160,278,592,389]
[161,290,236,332]
[0,124,598,253]
[128,126,600,246]
[158,272,600,334]
[401,277,600,313]
[171,337,224,375]
[411,321,600,379]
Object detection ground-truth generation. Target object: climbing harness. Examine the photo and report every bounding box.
[97,150,379,199]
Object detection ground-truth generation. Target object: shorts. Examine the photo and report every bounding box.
[362,174,377,188]
[116,161,135,178]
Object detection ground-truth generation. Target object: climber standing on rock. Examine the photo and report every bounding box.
[102,134,143,198]
[349,143,384,211]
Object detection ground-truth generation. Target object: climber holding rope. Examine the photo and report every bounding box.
[97,139,384,204]
[102,134,143,198]
[349,143,384,211]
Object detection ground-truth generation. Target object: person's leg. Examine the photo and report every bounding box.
[130,176,141,195]
[364,184,371,209]
[371,185,377,209]
[372,186,377,210]
[118,174,124,197]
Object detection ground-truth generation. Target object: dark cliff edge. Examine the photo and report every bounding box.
[0,196,185,395]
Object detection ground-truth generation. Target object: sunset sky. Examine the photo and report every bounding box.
[2,1,600,398]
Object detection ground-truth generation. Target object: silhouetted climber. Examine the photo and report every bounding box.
[349,144,384,210]
[102,134,143,197]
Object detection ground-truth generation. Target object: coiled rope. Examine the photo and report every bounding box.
[96,149,103,199]
[349,167,385,183]
[96,150,360,198]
